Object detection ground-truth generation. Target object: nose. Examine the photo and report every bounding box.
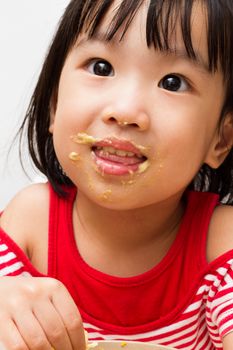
[102,83,150,131]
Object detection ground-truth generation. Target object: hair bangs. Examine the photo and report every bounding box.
[79,0,144,41]
[147,0,233,78]
[78,0,233,80]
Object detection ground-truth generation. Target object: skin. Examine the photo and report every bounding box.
[1,1,233,349]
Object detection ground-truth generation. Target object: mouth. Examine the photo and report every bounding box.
[71,132,149,176]
[92,140,149,176]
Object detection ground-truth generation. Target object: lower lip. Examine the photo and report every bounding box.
[92,152,143,176]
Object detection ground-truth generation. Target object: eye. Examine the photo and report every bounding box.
[87,59,114,77]
[158,74,189,92]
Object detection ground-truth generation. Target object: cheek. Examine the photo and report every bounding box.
[54,87,100,134]
[155,115,211,177]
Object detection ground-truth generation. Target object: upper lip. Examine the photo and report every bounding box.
[93,137,148,158]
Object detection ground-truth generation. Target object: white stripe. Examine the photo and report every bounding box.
[21,271,32,277]
[212,292,233,310]
[0,262,24,276]
[213,305,233,326]
[84,322,101,331]
[219,318,233,336]
[196,284,208,295]
[224,274,233,284]
[216,267,228,276]
[0,244,8,252]
[0,252,16,264]
[212,297,233,316]
[208,289,217,299]
[170,333,197,349]
[216,283,233,292]
[184,299,202,313]
[205,274,217,282]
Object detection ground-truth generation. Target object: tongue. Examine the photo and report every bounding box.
[95,157,141,175]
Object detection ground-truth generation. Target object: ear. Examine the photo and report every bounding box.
[204,114,233,169]
[49,90,57,134]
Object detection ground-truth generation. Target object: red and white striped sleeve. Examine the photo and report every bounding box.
[0,226,40,277]
[207,259,233,340]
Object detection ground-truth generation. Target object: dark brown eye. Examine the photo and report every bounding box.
[159,74,189,92]
[89,59,114,76]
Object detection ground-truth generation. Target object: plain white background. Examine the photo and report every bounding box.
[0,0,69,209]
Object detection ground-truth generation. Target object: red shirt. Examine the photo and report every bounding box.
[1,184,233,349]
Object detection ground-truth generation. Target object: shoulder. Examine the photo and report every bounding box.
[207,203,233,262]
[0,182,50,258]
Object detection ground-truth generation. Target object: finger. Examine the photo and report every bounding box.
[52,285,86,350]
[13,309,51,350]
[33,300,72,350]
[0,317,29,350]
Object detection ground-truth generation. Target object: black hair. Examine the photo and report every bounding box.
[19,0,233,202]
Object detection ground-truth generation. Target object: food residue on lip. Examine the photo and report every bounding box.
[70,132,150,154]
[137,159,150,174]
[71,132,151,176]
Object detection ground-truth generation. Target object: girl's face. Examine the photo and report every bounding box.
[50,1,227,209]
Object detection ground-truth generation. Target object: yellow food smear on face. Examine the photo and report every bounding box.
[68,151,81,161]
[71,133,100,145]
[87,174,94,191]
[99,189,112,201]
[121,180,136,185]
[137,159,150,174]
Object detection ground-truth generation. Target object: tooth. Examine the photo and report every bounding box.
[115,150,128,156]
[108,147,116,154]
[126,152,134,157]
[98,146,139,157]
[99,150,108,157]
[102,146,114,154]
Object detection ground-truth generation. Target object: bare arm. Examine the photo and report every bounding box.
[223,332,233,349]
[0,183,85,349]
[0,183,49,270]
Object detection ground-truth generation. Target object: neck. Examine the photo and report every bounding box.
[73,191,185,277]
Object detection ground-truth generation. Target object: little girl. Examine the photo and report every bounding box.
[1,0,233,349]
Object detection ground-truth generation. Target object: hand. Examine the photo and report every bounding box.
[0,276,85,350]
